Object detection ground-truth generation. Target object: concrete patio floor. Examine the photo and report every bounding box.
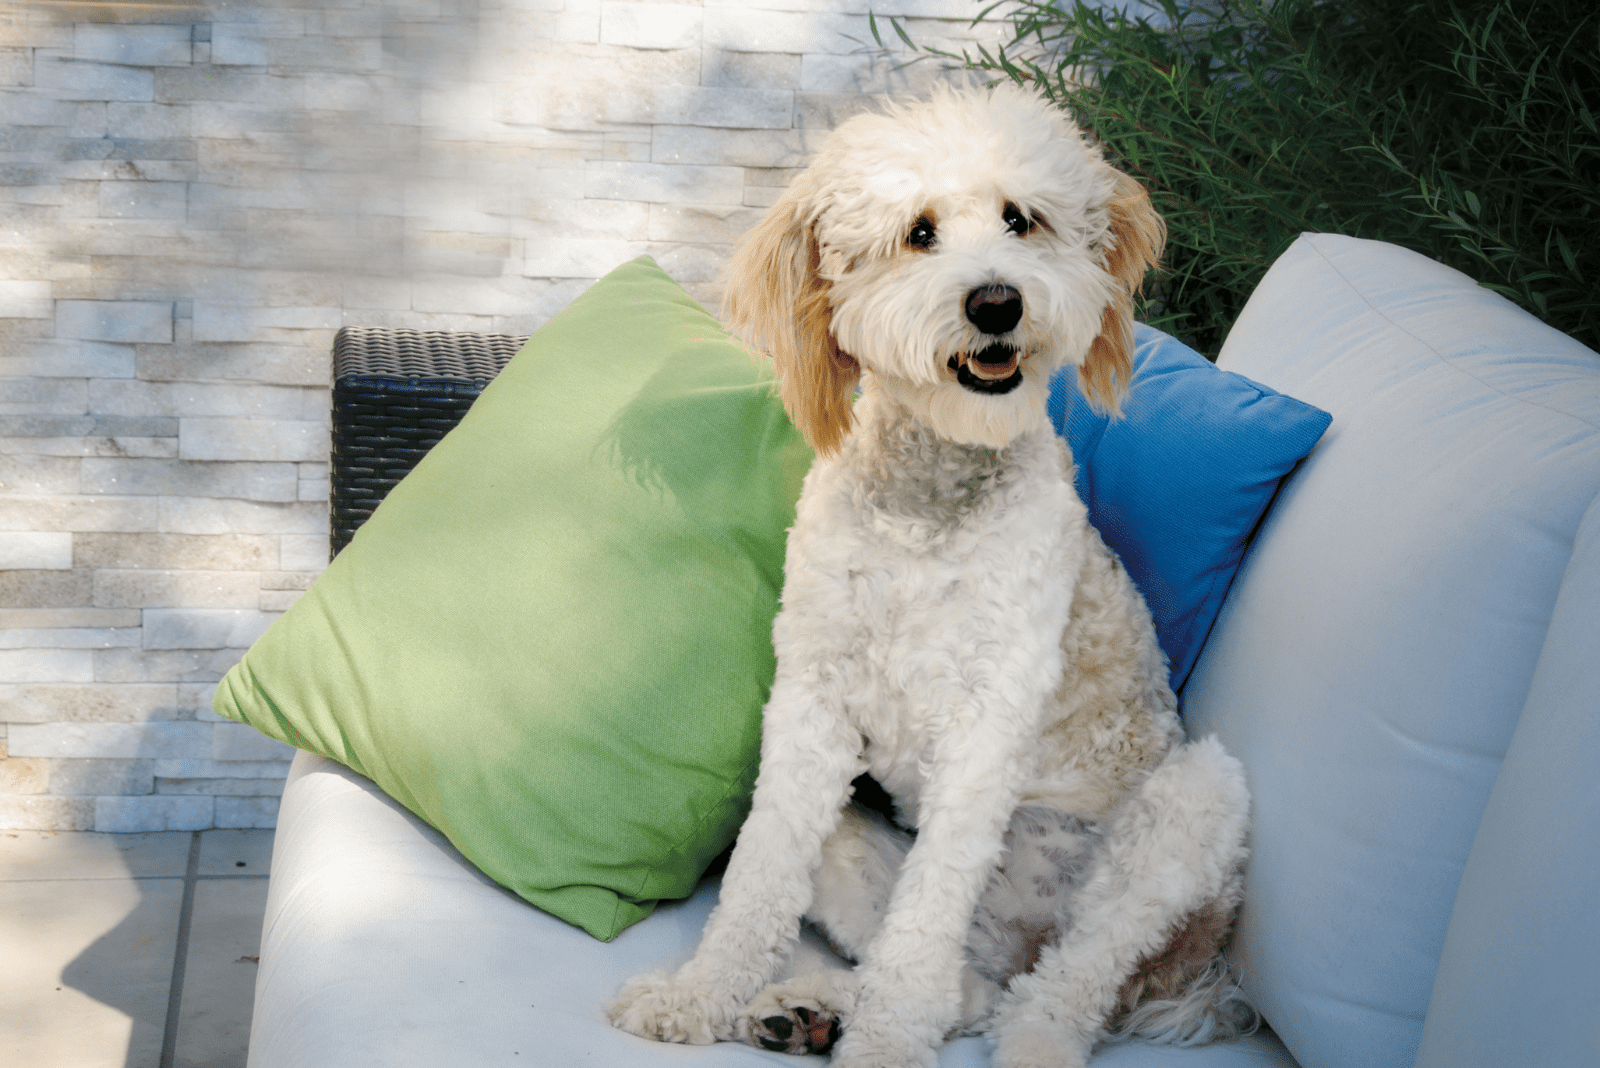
[0,828,273,1068]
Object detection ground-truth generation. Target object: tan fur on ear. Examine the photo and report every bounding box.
[1081,168,1166,417]
[722,188,860,457]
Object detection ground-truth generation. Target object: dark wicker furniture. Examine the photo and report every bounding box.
[329,327,527,557]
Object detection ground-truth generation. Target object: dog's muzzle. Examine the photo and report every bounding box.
[950,285,1025,394]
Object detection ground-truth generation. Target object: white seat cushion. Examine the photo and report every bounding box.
[252,751,1300,1068]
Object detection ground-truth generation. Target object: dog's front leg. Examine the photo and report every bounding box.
[831,730,1033,1068]
[606,666,863,1045]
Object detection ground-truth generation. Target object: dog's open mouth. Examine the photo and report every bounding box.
[948,344,1023,394]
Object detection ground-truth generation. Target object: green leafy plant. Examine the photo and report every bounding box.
[878,0,1598,356]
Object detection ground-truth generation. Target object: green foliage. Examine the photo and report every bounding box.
[892,0,1599,356]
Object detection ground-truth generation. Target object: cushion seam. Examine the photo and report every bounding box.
[1301,235,1600,432]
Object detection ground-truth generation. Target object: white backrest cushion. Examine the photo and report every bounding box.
[1182,234,1600,1068]
[1413,492,1600,1068]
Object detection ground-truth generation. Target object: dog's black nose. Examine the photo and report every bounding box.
[965,284,1023,335]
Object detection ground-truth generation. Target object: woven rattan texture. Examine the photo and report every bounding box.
[330,328,526,557]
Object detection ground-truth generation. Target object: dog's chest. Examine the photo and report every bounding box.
[784,438,1086,819]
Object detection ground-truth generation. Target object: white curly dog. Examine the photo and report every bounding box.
[607,84,1254,1068]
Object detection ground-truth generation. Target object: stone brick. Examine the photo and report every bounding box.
[94,647,240,685]
[0,340,138,379]
[257,588,303,612]
[0,649,96,683]
[649,243,726,284]
[702,48,801,90]
[278,534,329,571]
[74,23,194,67]
[0,496,160,534]
[182,681,221,720]
[152,757,292,780]
[214,795,279,828]
[157,775,285,796]
[0,47,31,87]
[798,50,952,94]
[263,35,383,72]
[49,758,156,796]
[141,608,274,650]
[0,532,72,571]
[177,419,328,463]
[0,454,80,495]
[106,102,193,140]
[0,608,142,628]
[191,302,342,343]
[633,85,794,129]
[743,184,785,209]
[0,435,174,459]
[512,197,649,242]
[88,380,325,420]
[522,237,648,280]
[795,91,885,131]
[93,569,260,610]
[296,476,329,502]
[703,8,862,54]
[0,796,95,831]
[0,415,178,439]
[585,160,745,204]
[0,568,93,609]
[8,721,213,760]
[648,202,765,244]
[0,755,48,794]
[0,683,181,723]
[600,2,703,50]
[339,276,411,311]
[651,124,808,168]
[208,23,275,67]
[34,56,155,102]
[134,342,327,387]
[0,378,89,417]
[0,280,52,319]
[0,627,141,651]
[495,44,699,129]
[95,794,213,832]
[256,572,318,597]
[80,458,299,502]
[73,532,277,571]
[56,300,174,344]
[98,180,189,220]
[154,67,305,108]
[212,722,294,762]
[158,498,324,537]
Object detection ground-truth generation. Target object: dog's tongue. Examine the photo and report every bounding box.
[968,344,1019,381]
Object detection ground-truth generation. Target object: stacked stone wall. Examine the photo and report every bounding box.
[0,0,1001,830]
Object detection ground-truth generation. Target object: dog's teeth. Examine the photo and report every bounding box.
[969,357,1019,381]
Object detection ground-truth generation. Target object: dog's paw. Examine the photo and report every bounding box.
[991,1020,1089,1068]
[734,972,856,1056]
[605,970,738,1045]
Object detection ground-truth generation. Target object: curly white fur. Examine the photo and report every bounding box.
[606,84,1254,1068]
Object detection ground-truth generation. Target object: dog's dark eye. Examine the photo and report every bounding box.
[1003,203,1034,236]
[906,217,936,250]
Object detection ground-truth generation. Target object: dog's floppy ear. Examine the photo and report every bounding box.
[1081,168,1165,417]
[723,185,860,457]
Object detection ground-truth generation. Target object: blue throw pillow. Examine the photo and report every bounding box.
[1050,323,1332,692]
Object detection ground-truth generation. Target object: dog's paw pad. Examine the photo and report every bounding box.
[741,995,843,1055]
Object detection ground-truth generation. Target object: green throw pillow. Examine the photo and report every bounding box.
[215,257,814,941]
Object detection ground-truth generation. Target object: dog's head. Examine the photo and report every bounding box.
[724,84,1164,456]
